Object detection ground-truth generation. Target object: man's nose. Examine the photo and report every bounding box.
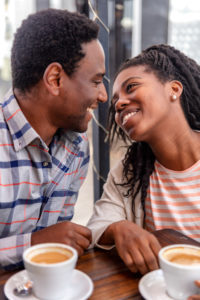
[98,84,108,103]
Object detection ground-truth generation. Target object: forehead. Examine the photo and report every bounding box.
[75,39,105,75]
[113,65,157,94]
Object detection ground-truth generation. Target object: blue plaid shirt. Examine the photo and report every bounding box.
[0,90,90,269]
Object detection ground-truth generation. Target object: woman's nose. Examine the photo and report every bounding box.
[115,98,130,112]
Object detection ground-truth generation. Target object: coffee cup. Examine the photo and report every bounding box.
[23,243,78,300]
[159,244,200,300]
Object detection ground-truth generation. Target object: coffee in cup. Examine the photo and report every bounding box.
[23,243,78,300]
[27,246,73,264]
[159,244,200,300]
[162,246,200,266]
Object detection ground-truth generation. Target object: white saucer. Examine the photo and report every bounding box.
[139,269,174,300]
[4,269,93,300]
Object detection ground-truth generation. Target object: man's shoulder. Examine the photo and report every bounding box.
[0,91,9,125]
[0,89,11,121]
[0,89,15,120]
[0,105,4,121]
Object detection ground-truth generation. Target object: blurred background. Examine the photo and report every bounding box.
[1,0,200,225]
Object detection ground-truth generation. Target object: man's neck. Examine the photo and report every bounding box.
[14,88,57,146]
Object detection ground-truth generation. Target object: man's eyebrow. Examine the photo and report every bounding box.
[121,76,142,89]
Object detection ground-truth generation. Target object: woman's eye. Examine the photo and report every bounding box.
[126,83,137,93]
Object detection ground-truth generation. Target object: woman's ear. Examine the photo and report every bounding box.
[43,63,63,96]
[170,80,183,101]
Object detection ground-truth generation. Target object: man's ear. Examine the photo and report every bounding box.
[43,63,63,96]
[170,80,183,101]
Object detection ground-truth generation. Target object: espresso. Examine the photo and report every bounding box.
[163,247,200,266]
[27,247,73,264]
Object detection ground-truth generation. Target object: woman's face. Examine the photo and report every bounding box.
[112,65,175,143]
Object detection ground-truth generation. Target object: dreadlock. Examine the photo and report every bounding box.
[108,44,200,215]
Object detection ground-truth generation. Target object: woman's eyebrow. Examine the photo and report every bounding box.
[111,76,142,103]
[121,76,142,89]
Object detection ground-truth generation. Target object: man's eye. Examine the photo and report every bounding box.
[94,80,102,85]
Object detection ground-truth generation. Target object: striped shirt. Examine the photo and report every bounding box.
[0,89,90,269]
[145,160,200,241]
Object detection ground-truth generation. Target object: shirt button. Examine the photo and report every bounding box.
[43,161,49,167]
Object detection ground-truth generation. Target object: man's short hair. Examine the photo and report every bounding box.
[11,9,99,92]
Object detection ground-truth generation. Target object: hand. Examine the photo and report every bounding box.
[31,221,92,256]
[107,220,161,274]
[187,281,200,300]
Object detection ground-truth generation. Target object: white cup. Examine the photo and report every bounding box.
[159,244,200,300]
[23,243,78,300]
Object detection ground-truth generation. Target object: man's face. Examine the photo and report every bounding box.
[51,40,107,132]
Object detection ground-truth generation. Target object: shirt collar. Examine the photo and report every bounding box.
[58,128,87,148]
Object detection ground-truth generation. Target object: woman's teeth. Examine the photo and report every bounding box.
[122,111,137,126]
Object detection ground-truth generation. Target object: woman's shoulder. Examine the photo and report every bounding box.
[109,157,125,181]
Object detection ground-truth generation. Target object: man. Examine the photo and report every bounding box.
[0,8,107,269]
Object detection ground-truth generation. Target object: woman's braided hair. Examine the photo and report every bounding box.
[108,44,200,214]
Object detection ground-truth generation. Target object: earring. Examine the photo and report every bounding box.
[172,94,177,100]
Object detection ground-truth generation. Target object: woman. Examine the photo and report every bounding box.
[88,44,200,280]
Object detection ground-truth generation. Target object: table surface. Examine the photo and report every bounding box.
[0,228,200,300]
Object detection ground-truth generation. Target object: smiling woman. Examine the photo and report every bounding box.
[112,64,183,143]
[88,44,200,284]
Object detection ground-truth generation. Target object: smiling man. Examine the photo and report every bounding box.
[0,8,107,269]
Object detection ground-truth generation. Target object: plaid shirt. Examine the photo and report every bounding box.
[0,90,90,269]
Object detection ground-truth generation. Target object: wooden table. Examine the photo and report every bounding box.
[0,229,199,300]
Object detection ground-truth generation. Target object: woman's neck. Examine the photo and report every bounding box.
[149,129,200,171]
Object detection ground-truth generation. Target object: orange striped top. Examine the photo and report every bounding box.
[145,160,200,241]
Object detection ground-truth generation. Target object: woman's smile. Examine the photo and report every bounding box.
[122,109,140,126]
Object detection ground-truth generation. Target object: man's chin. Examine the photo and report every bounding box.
[73,125,88,133]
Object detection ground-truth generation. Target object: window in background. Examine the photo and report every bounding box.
[50,0,76,11]
[108,0,135,83]
[168,0,200,64]
[0,0,36,99]
[0,0,80,99]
